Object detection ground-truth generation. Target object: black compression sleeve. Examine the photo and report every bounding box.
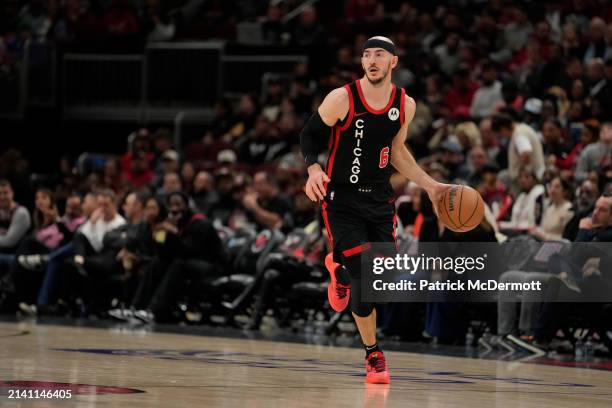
[300,112,330,167]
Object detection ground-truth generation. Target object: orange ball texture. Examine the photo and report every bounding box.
[436,185,485,233]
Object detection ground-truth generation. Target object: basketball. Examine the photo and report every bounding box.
[437,185,485,233]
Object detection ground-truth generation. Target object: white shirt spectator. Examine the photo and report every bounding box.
[470,81,503,118]
[500,184,545,230]
[78,214,126,253]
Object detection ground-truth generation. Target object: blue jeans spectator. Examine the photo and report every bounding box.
[36,243,74,306]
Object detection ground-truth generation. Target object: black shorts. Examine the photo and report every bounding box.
[321,183,397,270]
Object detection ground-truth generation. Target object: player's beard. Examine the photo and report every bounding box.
[365,62,391,85]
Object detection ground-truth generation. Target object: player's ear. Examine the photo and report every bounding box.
[391,55,398,68]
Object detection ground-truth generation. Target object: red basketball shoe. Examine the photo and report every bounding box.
[325,253,350,312]
[365,351,390,384]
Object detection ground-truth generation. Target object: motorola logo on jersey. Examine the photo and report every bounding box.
[351,118,365,183]
[388,107,399,121]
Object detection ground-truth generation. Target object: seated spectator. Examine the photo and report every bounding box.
[499,168,545,233]
[575,195,612,242]
[541,118,571,161]
[470,61,503,119]
[478,163,512,222]
[242,172,293,232]
[136,192,228,323]
[466,146,489,187]
[557,119,600,171]
[109,196,167,320]
[236,115,289,166]
[18,193,88,315]
[69,189,126,314]
[181,162,196,194]
[15,189,82,270]
[532,195,612,351]
[191,171,218,216]
[527,176,574,241]
[208,169,240,227]
[156,172,183,203]
[0,179,31,259]
[121,129,154,178]
[563,179,600,241]
[123,150,155,189]
[74,189,126,262]
[575,122,612,183]
[153,150,181,188]
[444,65,479,117]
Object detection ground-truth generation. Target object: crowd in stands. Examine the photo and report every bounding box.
[1,0,612,353]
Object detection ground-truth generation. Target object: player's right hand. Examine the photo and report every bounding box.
[305,164,330,202]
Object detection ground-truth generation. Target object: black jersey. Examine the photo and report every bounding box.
[325,80,405,186]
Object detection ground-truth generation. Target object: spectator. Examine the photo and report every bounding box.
[558,119,600,170]
[444,66,479,118]
[583,17,608,64]
[261,3,285,44]
[434,32,461,76]
[141,0,175,42]
[123,150,155,189]
[242,172,292,232]
[470,61,503,119]
[575,122,612,182]
[103,0,139,39]
[208,169,244,228]
[191,171,218,216]
[156,172,183,203]
[290,5,325,47]
[466,146,489,187]
[0,180,31,255]
[74,189,126,262]
[139,191,227,323]
[478,163,512,221]
[541,118,571,161]
[575,195,612,242]
[531,194,612,350]
[181,162,196,194]
[585,58,612,119]
[502,7,533,53]
[499,168,545,233]
[527,176,574,241]
[491,113,546,185]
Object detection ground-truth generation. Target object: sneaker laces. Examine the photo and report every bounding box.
[335,283,350,299]
[367,352,386,373]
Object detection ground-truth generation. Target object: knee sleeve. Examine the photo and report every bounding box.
[349,278,374,317]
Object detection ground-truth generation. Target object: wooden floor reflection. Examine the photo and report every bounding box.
[1,321,611,407]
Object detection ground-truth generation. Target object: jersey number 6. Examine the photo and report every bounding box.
[379,147,389,168]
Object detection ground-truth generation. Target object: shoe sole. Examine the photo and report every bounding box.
[365,374,390,384]
[506,334,547,356]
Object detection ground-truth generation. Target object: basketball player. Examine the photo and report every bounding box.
[300,36,450,384]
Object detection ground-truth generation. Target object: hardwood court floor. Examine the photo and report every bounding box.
[1,321,612,408]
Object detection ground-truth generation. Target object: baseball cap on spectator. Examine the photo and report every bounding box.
[217,149,237,164]
[214,167,233,179]
[162,150,179,162]
[524,98,543,115]
[440,138,463,154]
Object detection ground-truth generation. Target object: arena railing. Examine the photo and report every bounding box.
[59,42,307,126]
